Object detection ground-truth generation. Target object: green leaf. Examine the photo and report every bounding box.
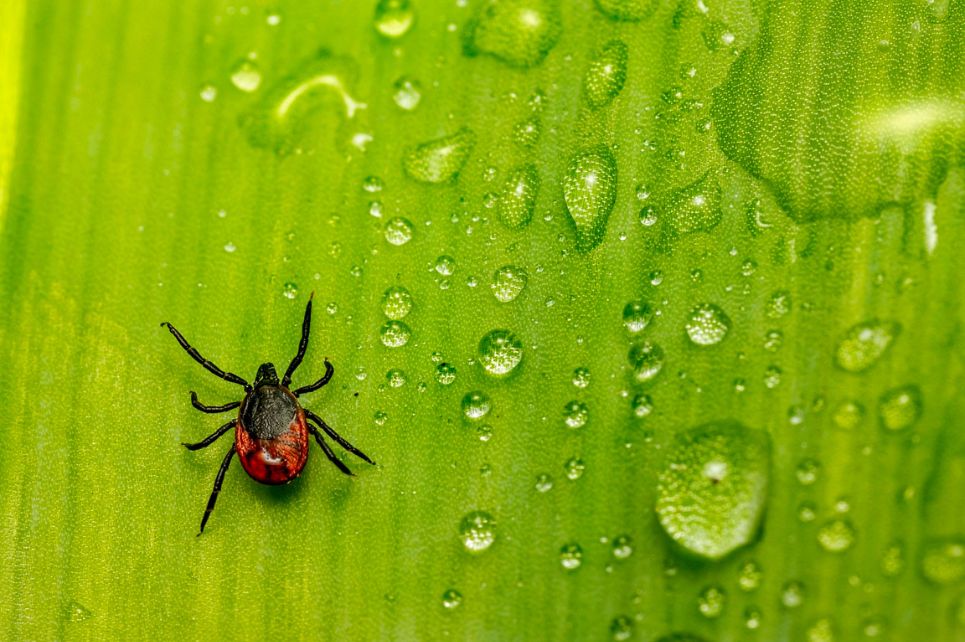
[1,0,963,640]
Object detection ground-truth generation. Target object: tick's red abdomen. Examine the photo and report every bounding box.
[235,407,310,485]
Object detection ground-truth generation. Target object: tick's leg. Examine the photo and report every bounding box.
[282,293,314,387]
[292,360,334,397]
[182,419,235,451]
[161,322,251,391]
[190,391,241,414]
[305,409,375,465]
[198,445,236,536]
[308,425,354,477]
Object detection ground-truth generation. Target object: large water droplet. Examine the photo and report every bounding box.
[381,286,414,319]
[497,164,540,229]
[834,320,901,372]
[563,147,618,252]
[666,172,723,236]
[460,511,496,553]
[584,39,628,109]
[878,385,922,431]
[656,420,772,560]
[628,341,665,383]
[594,0,656,21]
[921,538,965,584]
[478,329,523,376]
[491,265,528,302]
[403,128,476,184]
[374,0,414,38]
[685,303,731,346]
[463,0,562,68]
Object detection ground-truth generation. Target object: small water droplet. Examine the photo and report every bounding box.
[404,128,476,184]
[878,385,922,431]
[392,76,422,110]
[442,588,463,609]
[806,618,835,642]
[383,216,414,246]
[362,175,384,193]
[199,84,218,102]
[559,542,584,571]
[763,329,783,352]
[881,541,906,577]
[379,320,411,348]
[571,366,591,389]
[834,320,901,373]
[685,303,731,346]
[564,456,586,480]
[478,329,523,377]
[631,393,654,419]
[781,580,805,608]
[282,282,298,299]
[744,606,763,630]
[230,58,262,93]
[697,585,726,618]
[796,458,821,485]
[623,300,654,333]
[435,362,457,385]
[381,286,413,319]
[610,615,634,640]
[767,289,792,318]
[435,255,457,276]
[385,368,406,387]
[563,400,589,429]
[66,600,92,622]
[462,390,492,420]
[628,341,665,383]
[513,115,541,147]
[374,0,414,38]
[666,172,723,236]
[490,265,528,303]
[459,510,496,553]
[223,242,237,253]
[817,519,856,553]
[612,535,634,559]
[833,399,865,429]
[535,473,554,492]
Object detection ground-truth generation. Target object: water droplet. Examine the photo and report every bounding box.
[404,128,476,184]
[833,399,865,429]
[199,84,218,102]
[744,606,763,630]
[796,458,821,485]
[535,473,554,492]
[381,286,413,319]
[435,362,457,385]
[379,320,411,348]
[435,255,457,276]
[563,400,589,429]
[223,242,237,253]
[497,164,540,229]
[230,58,262,93]
[386,368,407,387]
[738,560,763,591]
[362,175,384,193]
[878,385,922,431]
[922,538,965,584]
[282,282,298,299]
[564,456,585,480]
[478,329,523,377]
[610,615,634,640]
[656,420,772,560]
[594,0,656,21]
[374,0,414,38]
[559,542,584,570]
[571,367,591,389]
[622,300,654,333]
[392,76,422,110]
[666,172,723,236]
[807,618,835,642]
[513,115,541,147]
[631,393,654,419]
[612,535,633,559]
[798,501,817,523]
[563,147,618,252]
[767,289,792,318]
[462,391,492,420]
[374,410,388,426]
[66,600,92,622]
[697,585,726,618]
[763,329,783,352]
[763,365,782,389]
[781,580,805,608]
[628,341,665,383]
[685,303,731,346]
[491,265,528,303]
[583,39,628,109]
[817,519,856,553]
[834,320,901,373]
[442,588,462,609]
[384,216,414,246]
[463,0,562,68]
[460,511,496,553]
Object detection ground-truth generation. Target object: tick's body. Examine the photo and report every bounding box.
[161,294,374,534]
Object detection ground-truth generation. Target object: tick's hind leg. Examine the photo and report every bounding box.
[292,360,334,397]
[191,391,241,414]
[182,419,235,451]
[305,409,375,465]
[198,445,236,536]
[282,293,314,387]
[308,425,354,477]
[161,322,251,391]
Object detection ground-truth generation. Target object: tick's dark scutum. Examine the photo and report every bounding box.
[241,386,298,440]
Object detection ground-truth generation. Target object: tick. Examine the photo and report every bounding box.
[161,294,374,535]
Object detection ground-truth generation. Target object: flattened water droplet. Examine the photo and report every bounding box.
[392,76,422,111]
[834,320,901,373]
[656,420,772,560]
[666,172,723,236]
[594,0,656,21]
[628,341,665,383]
[921,538,965,584]
[497,164,540,229]
[380,320,411,348]
[559,542,584,570]
[623,300,654,333]
[463,0,562,68]
[817,519,856,553]
[478,329,523,376]
[381,286,413,319]
[404,128,476,184]
[462,391,492,420]
[878,385,922,431]
[383,216,414,245]
[685,303,731,346]
[491,265,527,302]
[563,147,618,252]
[460,511,496,553]
[583,39,628,109]
[374,0,414,38]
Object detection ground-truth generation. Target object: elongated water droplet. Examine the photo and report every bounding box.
[463,0,562,68]
[563,147,618,252]
[656,420,772,560]
[584,39,628,109]
[878,385,922,431]
[685,303,731,346]
[478,329,523,376]
[403,128,476,184]
[834,320,900,372]
[497,164,540,229]
[594,0,656,21]
[666,172,723,236]
[460,511,496,553]
[491,265,528,302]
[374,0,414,38]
